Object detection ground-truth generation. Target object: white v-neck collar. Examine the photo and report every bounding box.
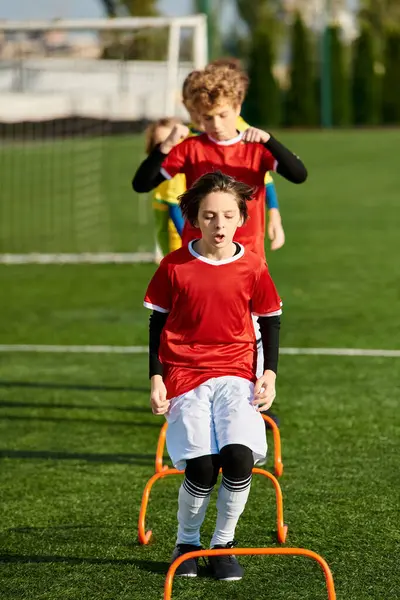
[206,131,243,146]
[188,240,244,265]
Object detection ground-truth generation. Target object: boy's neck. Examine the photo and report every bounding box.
[207,129,241,144]
[194,239,236,261]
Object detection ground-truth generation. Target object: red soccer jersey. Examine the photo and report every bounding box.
[144,241,282,399]
[160,132,277,260]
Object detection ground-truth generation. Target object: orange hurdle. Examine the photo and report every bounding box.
[154,422,169,473]
[138,466,288,545]
[154,413,283,477]
[165,547,336,600]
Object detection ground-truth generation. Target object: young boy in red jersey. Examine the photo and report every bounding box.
[132,66,307,262]
[144,171,282,581]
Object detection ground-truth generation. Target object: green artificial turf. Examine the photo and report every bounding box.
[0,353,399,599]
[1,129,399,599]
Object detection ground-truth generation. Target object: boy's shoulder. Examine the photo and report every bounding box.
[182,132,208,145]
[159,245,192,269]
[243,248,268,271]
[236,115,250,131]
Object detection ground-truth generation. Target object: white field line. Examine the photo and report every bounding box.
[0,344,399,358]
[0,253,155,264]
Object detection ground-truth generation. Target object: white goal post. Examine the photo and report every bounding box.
[0,15,208,263]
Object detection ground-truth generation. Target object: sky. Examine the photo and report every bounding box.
[0,0,193,20]
[0,0,360,22]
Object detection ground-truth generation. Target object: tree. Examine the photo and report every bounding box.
[193,0,225,60]
[243,23,281,127]
[359,0,400,45]
[99,0,158,17]
[100,0,117,17]
[235,0,284,46]
[381,28,400,124]
[235,0,281,31]
[98,0,165,60]
[329,25,350,126]
[351,26,378,125]
[285,13,317,127]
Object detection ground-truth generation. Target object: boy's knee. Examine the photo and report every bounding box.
[220,444,254,479]
[185,454,220,488]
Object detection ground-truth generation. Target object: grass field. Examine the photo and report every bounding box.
[1,130,400,599]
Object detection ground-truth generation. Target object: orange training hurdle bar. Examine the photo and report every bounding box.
[263,413,283,477]
[138,467,288,546]
[154,413,283,477]
[164,547,336,600]
[154,422,169,473]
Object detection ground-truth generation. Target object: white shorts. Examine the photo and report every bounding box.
[165,376,267,471]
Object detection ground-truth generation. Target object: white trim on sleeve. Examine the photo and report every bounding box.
[143,301,170,313]
[272,159,278,171]
[160,167,172,180]
[253,308,282,317]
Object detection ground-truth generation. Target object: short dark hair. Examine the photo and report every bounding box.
[179,170,254,227]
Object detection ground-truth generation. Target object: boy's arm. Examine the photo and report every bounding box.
[132,145,167,193]
[266,179,285,251]
[132,123,190,193]
[145,259,173,415]
[265,135,307,184]
[149,310,170,415]
[251,261,281,374]
[242,128,307,184]
[169,204,184,237]
[253,314,280,411]
[265,177,279,210]
[258,315,281,374]
[149,310,168,378]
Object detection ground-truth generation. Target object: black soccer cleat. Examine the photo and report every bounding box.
[170,543,202,577]
[208,540,244,581]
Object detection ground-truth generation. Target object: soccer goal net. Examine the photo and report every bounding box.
[0,15,207,263]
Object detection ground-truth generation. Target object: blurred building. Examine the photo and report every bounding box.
[0,28,101,59]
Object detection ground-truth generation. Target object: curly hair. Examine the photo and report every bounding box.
[182,70,202,106]
[179,170,254,227]
[206,57,249,96]
[145,117,182,154]
[184,65,247,112]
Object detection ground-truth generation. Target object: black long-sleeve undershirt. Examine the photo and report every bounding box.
[265,136,307,184]
[149,310,168,378]
[132,145,169,193]
[258,315,281,374]
[132,134,307,194]
[148,311,281,379]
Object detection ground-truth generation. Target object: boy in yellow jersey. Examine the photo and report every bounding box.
[182,62,285,252]
[145,118,185,260]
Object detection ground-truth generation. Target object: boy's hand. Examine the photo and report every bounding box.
[160,124,190,154]
[242,127,271,144]
[268,208,285,251]
[253,370,276,412]
[150,375,170,415]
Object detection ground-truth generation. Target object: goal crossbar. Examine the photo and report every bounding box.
[0,15,207,32]
[0,15,208,262]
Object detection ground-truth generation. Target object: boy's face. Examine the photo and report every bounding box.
[198,101,241,141]
[196,191,243,249]
[184,102,204,131]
